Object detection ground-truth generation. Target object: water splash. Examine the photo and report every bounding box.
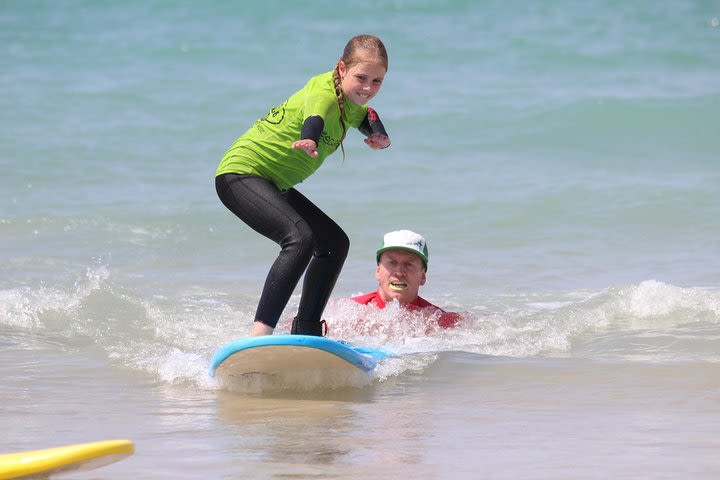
[0,265,110,330]
[3,274,719,388]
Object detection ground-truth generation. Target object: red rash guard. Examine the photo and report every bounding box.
[351,290,461,329]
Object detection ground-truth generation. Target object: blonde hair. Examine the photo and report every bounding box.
[332,35,389,159]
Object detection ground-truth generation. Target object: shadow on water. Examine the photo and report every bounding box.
[213,386,385,468]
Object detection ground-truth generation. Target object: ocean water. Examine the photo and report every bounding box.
[2,1,720,478]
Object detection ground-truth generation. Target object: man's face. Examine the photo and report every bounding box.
[376,250,426,304]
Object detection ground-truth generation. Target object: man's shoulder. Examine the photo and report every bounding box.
[415,296,462,329]
[350,291,379,305]
[414,296,442,311]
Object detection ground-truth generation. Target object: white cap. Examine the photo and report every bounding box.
[376,230,428,269]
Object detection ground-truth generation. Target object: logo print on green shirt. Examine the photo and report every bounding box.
[320,132,341,149]
[261,101,287,125]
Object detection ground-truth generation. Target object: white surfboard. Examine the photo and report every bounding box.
[0,439,134,480]
[210,335,390,391]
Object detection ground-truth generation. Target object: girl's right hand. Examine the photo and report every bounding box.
[291,139,319,158]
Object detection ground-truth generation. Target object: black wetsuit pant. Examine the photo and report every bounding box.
[215,173,349,333]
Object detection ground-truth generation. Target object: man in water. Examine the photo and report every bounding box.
[351,229,461,329]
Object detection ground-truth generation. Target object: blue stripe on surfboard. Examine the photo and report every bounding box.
[210,335,391,375]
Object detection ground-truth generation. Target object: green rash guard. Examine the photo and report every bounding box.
[216,71,368,191]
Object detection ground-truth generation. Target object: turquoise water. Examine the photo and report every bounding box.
[2,1,720,478]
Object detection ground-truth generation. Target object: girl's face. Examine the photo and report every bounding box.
[338,59,386,106]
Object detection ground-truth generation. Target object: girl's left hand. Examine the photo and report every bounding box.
[364,133,390,150]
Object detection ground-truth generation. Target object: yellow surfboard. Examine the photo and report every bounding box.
[0,439,134,480]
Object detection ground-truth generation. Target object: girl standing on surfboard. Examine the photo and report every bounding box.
[215,35,391,337]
